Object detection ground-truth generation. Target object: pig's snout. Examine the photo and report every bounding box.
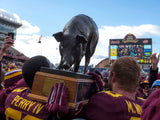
[63,63,71,70]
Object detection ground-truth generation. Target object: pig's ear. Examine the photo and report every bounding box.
[76,35,87,44]
[53,32,63,42]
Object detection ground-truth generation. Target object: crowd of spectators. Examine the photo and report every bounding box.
[0,45,28,72]
[0,47,29,61]
[2,58,24,71]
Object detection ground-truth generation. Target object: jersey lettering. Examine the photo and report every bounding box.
[32,104,45,114]
[133,103,142,115]
[11,95,44,114]
[27,101,36,111]
[125,100,142,115]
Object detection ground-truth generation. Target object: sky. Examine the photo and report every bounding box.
[0,0,160,67]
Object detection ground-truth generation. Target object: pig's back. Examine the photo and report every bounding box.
[63,14,98,37]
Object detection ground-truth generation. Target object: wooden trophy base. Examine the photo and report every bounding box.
[28,67,95,109]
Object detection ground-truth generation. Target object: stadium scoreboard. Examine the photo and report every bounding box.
[109,33,152,64]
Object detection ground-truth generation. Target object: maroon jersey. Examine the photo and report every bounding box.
[5,87,50,120]
[85,90,145,120]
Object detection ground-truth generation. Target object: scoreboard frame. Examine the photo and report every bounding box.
[109,33,152,64]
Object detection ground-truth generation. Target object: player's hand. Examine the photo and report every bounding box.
[87,72,103,93]
[0,36,14,61]
[45,83,84,119]
[1,36,14,52]
[45,83,68,117]
[68,102,84,118]
[151,53,160,70]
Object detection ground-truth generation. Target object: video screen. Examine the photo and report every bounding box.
[110,39,152,64]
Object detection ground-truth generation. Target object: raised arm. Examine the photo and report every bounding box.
[0,36,14,84]
[0,36,14,61]
[149,53,160,87]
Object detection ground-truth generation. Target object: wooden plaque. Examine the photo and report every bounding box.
[28,67,95,109]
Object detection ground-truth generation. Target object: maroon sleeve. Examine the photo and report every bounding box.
[14,78,28,88]
[141,89,160,120]
[0,86,16,113]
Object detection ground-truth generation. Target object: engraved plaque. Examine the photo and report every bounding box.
[43,78,64,96]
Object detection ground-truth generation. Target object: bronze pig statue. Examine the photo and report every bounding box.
[53,14,99,73]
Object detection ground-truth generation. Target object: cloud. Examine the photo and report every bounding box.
[99,24,160,47]
[17,20,40,34]
[13,13,20,22]
[16,34,39,44]
[0,9,7,12]
[15,35,60,64]
[93,55,107,59]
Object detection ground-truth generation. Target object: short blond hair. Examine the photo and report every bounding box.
[110,56,140,93]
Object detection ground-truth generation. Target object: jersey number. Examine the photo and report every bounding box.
[5,107,42,120]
